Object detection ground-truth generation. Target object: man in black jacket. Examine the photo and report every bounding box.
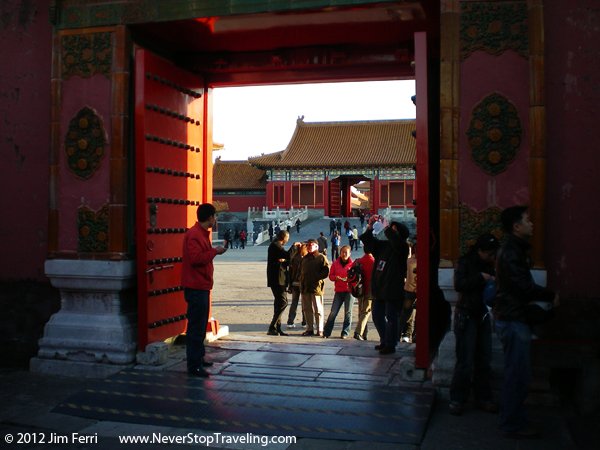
[266,230,300,336]
[449,233,499,416]
[494,206,559,438]
[360,216,409,354]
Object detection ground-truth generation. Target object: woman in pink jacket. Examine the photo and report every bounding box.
[323,245,354,338]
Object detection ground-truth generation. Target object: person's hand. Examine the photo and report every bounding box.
[367,214,378,229]
[215,246,227,255]
[481,272,493,281]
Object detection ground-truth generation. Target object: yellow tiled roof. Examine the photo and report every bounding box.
[213,159,266,190]
[249,119,416,168]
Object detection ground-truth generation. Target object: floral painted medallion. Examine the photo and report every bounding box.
[65,107,107,179]
[467,93,522,176]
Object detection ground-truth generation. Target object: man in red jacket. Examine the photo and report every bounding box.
[182,203,227,377]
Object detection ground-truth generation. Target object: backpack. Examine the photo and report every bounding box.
[347,262,364,298]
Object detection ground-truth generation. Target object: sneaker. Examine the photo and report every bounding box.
[340,334,348,339]
[287,323,296,328]
[449,401,463,416]
[503,426,541,439]
[277,330,289,336]
[401,336,412,343]
[353,332,364,341]
[302,330,315,336]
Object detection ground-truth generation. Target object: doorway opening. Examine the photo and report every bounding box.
[131,3,439,367]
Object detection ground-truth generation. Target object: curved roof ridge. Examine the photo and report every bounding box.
[249,118,416,169]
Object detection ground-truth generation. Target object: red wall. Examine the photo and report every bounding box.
[545,2,600,298]
[213,194,266,212]
[459,52,530,209]
[58,75,112,251]
[0,0,52,280]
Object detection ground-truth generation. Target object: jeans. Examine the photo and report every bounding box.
[450,309,493,404]
[372,299,400,348]
[268,285,288,331]
[184,288,210,371]
[323,292,354,337]
[495,319,532,432]
[331,245,339,260]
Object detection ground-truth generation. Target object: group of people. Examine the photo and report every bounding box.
[222,228,247,249]
[328,219,361,251]
[180,202,554,440]
[449,205,559,440]
[266,214,418,356]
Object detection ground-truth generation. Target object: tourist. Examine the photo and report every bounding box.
[266,230,300,336]
[300,239,330,337]
[323,245,354,339]
[449,233,499,416]
[360,216,409,355]
[181,203,227,378]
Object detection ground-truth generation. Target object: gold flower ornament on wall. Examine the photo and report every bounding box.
[467,93,522,176]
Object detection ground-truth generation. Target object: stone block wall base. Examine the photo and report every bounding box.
[395,356,427,381]
[30,357,131,378]
[33,259,138,376]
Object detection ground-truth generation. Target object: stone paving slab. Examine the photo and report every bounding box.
[300,353,395,374]
[257,342,342,355]
[227,350,312,367]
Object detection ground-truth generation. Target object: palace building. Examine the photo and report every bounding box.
[249,118,416,217]
[212,158,267,213]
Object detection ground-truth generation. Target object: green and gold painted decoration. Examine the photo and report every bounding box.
[78,204,109,253]
[61,32,112,79]
[459,203,503,256]
[460,1,528,60]
[467,93,522,176]
[65,107,107,179]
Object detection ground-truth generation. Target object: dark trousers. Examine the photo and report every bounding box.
[399,291,416,338]
[287,286,304,325]
[184,288,210,372]
[269,285,288,331]
[331,245,339,260]
[495,319,532,432]
[450,309,493,404]
[372,299,400,348]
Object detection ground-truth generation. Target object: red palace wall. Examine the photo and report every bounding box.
[459,51,530,209]
[0,0,53,280]
[545,2,600,298]
[213,194,266,212]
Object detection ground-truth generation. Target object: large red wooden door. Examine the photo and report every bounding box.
[329,178,341,217]
[135,49,206,350]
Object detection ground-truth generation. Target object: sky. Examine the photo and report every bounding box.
[212,80,416,161]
